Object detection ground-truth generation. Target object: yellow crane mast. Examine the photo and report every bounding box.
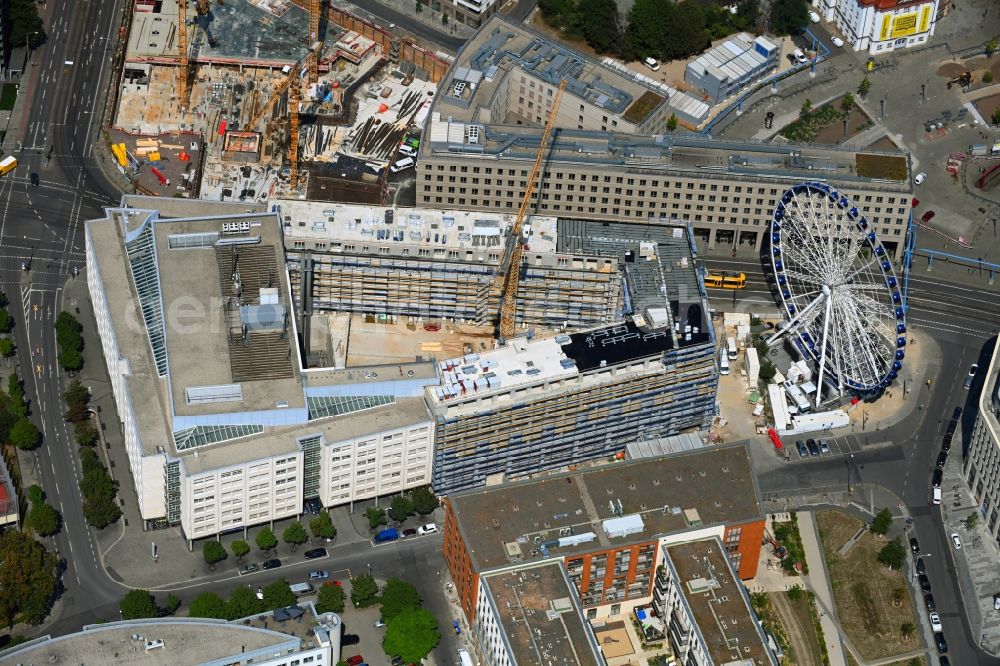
[308,0,321,83]
[498,79,566,340]
[290,79,302,188]
[178,0,189,105]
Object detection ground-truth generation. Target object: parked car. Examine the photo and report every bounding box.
[346,656,365,666]
[994,593,1000,610]
[914,172,926,185]
[390,656,404,666]
[952,532,963,549]
[940,657,951,666]
[969,363,980,377]
[342,634,360,646]
[936,451,948,468]
[921,210,936,223]
[964,376,974,390]
[309,570,329,580]
[918,574,932,593]
[930,611,943,632]
[305,498,321,515]
[374,619,386,628]
[945,420,958,437]
[304,548,327,560]
[402,528,418,538]
[932,469,943,488]
[806,439,820,456]
[909,537,920,553]
[262,559,281,570]
[831,36,844,47]
[818,439,830,454]
[942,434,953,452]
[418,523,438,535]
[935,631,948,653]
[953,406,963,420]
[30,172,39,187]
[796,440,808,457]
[238,563,259,575]
[809,10,820,22]
[764,111,774,129]
[925,593,936,611]
[915,557,926,575]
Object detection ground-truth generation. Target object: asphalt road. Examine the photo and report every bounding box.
[703,251,1000,665]
[1,0,133,639]
[347,0,465,51]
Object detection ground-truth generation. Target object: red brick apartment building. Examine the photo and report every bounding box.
[443,442,765,623]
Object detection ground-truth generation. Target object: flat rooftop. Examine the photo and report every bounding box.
[275,199,558,254]
[423,121,911,188]
[666,539,775,665]
[483,562,603,666]
[449,442,762,570]
[0,619,300,666]
[438,18,670,125]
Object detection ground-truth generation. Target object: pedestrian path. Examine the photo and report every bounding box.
[797,511,849,666]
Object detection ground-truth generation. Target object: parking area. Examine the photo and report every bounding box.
[787,435,869,461]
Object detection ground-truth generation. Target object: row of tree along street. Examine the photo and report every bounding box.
[537,0,812,63]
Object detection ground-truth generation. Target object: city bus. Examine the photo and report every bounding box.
[704,271,747,289]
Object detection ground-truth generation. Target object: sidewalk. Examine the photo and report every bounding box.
[939,448,1000,655]
[797,511,849,666]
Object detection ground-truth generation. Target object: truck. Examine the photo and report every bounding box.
[372,528,399,545]
[726,336,738,360]
[0,156,17,175]
[458,650,474,666]
[971,144,990,156]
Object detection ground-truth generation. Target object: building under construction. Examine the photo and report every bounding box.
[112,0,444,201]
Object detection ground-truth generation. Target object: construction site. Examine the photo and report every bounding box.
[109,0,448,201]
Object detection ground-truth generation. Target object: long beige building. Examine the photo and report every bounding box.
[418,16,913,259]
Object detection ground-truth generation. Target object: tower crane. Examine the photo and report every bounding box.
[307,0,321,84]
[497,79,566,340]
[178,0,189,105]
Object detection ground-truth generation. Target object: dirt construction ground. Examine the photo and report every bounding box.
[770,591,824,666]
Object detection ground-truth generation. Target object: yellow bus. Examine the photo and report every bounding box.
[704,271,747,289]
[0,156,17,175]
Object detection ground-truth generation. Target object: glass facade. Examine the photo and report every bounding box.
[299,434,322,500]
[306,395,395,420]
[123,221,169,376]
[172,424,265,451]
[165,459,181,524]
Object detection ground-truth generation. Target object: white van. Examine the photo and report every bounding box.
[719,351,730,375]
[933,487,942,505]
[793,49,808,65]
[726,336,738,360]
[289,582,314,596]
[398,144,417,158]
[643,57,660,72]
[390,157,415,173]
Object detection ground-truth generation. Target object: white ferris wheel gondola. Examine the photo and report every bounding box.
[767,182,906,407]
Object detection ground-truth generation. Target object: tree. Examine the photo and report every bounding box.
[577,0,620,53]
[188,592,229,619]
[27,484,44,504]
[55,312,84,371]
[64,400,88,424]
[411,487,438,516]
[0,529,58,626]
[770,0,809,35]
[75,421,99,447]
[623,0,673,61]
[232,539,251,561]
[858,76,872,98]
[799,98,813,118]
[120,589,158,620]
[900,621,916,639]
[965,512,980,530]
[165,593,181,615]
[758,361,777,381]
[58,347,84,372]
[382,608,441,663]
[840,92,855,115]
[79,448,121,529]
[667,114,679,132]
[415,0,422,12]
[26,501,60,537]
[366,506,388,529]
[8,0,45,48]
[992,108,1000,126]
[891,586,906,606]
[985,71,996,84]
[227,585,266,619]
[665,0,710,59]
[350,574,380,608]
[63,380,90,409]
[262,579,295,610]
[441,12,448,24]
[203,540,228,567]
[987,37,998,58]
[255,527,278,552]
[282,521,308,549]
[317,581,346,613]
[10,417,40,450]
[388,495,415,523]
[309,512,337,540]
[877,537,906,569]
[0,339,15,358]
[380,578,421,620]
[0,309,13,334]
[786,585,804,601]
[870,507,893,535]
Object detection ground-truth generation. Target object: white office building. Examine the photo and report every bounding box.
[86,197,435,541]
[964,337,1000,542]
[814,0,939,54]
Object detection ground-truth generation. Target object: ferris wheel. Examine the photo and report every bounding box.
[768,182,907,406]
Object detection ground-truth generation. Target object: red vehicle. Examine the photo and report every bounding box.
[921,210,936,223]
[347,656,365,666]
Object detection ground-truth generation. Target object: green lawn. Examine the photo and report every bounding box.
[0,83,18,112]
